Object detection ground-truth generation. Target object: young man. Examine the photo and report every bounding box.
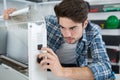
[4,0,114,80]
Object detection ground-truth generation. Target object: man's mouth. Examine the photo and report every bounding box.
[65,37,74,43]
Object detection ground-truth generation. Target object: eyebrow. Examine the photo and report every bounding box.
[69,26,77,29]
[59,25,78,29]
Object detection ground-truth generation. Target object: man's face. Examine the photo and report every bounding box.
[59,17,88,44]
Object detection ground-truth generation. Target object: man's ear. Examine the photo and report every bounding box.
[83,19,88,28]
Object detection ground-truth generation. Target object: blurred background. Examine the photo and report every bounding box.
[0,0,120,80]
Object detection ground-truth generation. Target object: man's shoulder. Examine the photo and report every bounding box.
[85,22,102,40]
[83,22,102,43]
[45,15,58,25]
[86,22,101,32]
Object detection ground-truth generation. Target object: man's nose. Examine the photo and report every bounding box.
[64,30,71,37]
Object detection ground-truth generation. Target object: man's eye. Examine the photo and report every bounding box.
[70,27,76,30]
[71,27,75,30]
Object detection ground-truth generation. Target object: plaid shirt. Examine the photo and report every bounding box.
[45,15,114,80]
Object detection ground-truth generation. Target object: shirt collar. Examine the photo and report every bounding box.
[82,29,87,42]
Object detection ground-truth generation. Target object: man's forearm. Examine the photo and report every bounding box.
[61,67,94,80]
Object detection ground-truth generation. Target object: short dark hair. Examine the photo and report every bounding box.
[54,0,89,23]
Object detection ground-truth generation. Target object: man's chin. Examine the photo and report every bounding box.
[66,40,76,44]
[64,38,78,44]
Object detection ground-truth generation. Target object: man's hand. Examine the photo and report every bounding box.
[3,8,16,19]
[37,47,94,80]
[38,47,65,77]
